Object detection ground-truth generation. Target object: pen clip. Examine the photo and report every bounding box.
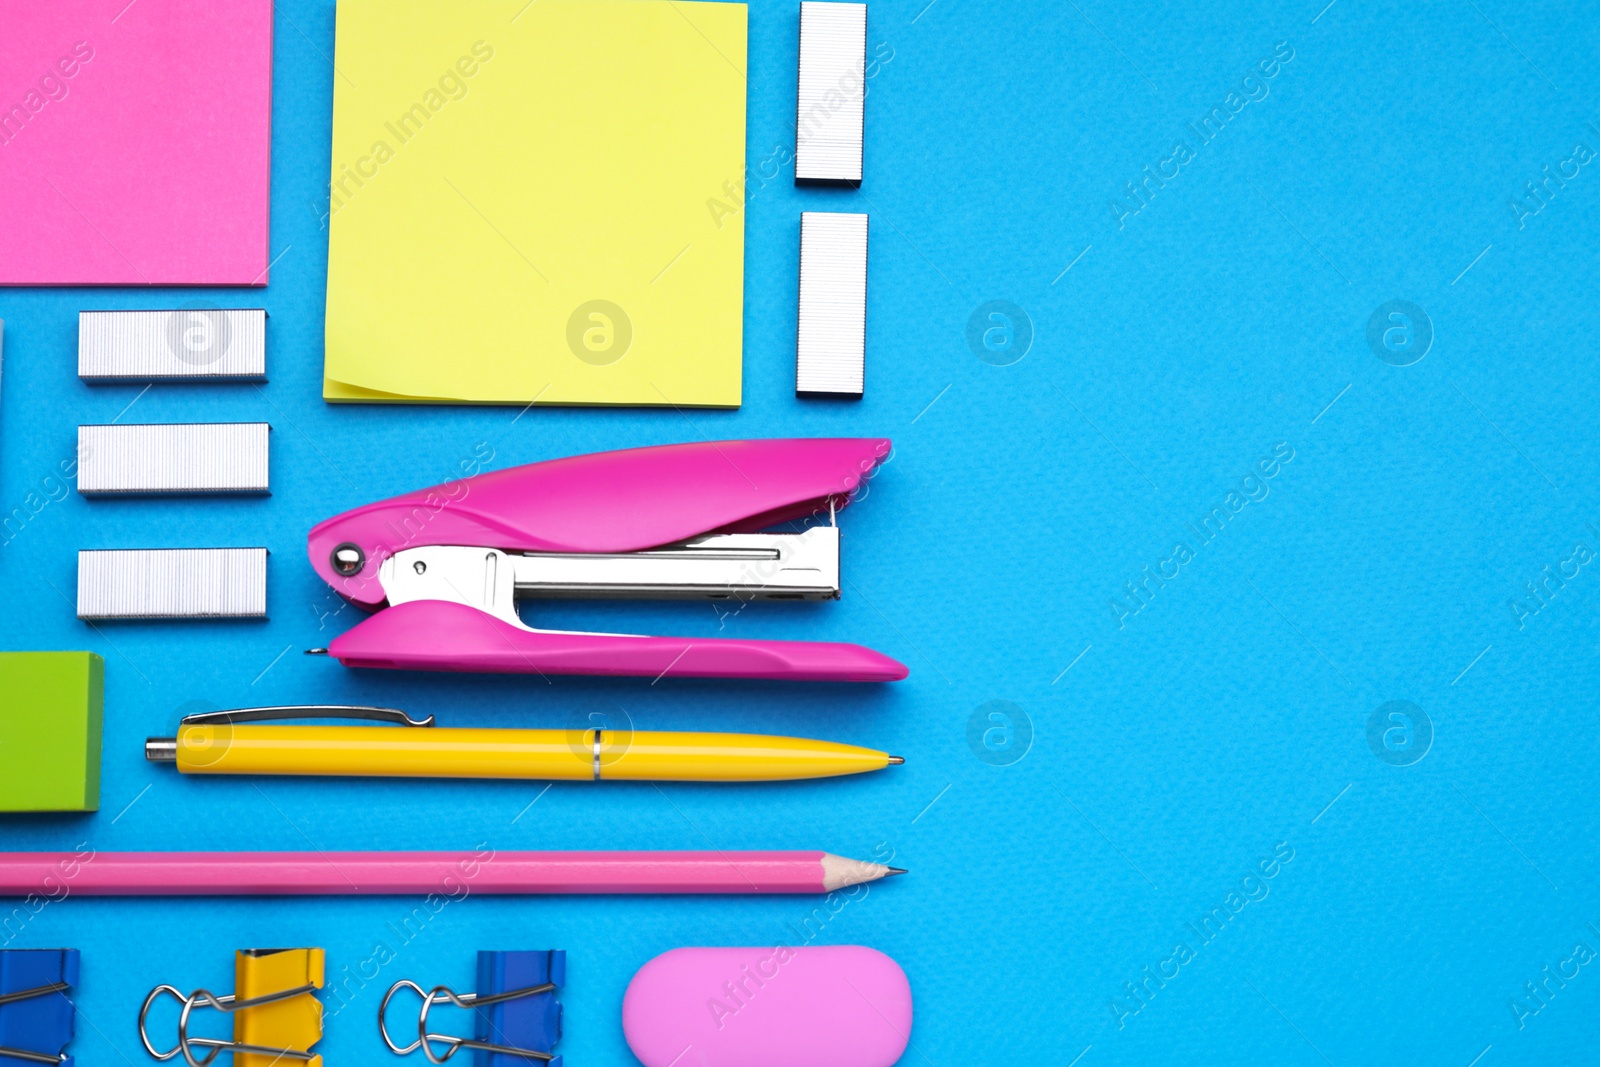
[177,705,435,728]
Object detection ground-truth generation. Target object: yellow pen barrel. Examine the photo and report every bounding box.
[596,731,891,781]
[176,724,595,780]
[173,725,892,782]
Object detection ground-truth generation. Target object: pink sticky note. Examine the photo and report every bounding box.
[0,0,273,286]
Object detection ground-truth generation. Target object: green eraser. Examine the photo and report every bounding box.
[0,652,104,812]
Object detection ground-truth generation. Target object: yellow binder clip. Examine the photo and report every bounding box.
[138,949,325,1067]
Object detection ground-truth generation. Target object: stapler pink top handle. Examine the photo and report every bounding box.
[306,438,908,682]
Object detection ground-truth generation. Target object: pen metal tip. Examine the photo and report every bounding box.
[304,648,328,655]
[886,867,907,877]
[887,756,904,765]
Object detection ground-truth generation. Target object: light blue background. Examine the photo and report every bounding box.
[3,0,1599,1063]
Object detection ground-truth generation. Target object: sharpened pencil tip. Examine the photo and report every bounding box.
[886,867,907,877]
[304,648,327,655]
[887,756,904,765]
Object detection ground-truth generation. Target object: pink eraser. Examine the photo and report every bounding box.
[622,946,912,1067]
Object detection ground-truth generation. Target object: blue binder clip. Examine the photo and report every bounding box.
[380,951,564,1067]
[0,949,78,1067]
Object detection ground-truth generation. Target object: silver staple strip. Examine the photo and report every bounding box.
[77,423,270,496]
[78,309,266,381]
[797,212,868,398]
[77,548,269,619]
[796,1,866,185]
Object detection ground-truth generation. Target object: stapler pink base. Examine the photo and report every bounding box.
[329,600,905,681]
[307,438,908,683]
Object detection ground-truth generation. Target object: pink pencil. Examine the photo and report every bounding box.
[0,851,904,896]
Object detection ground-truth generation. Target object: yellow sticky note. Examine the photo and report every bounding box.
[324,0,747,406]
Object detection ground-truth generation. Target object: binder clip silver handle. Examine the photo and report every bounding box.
[0,981,73,1065]
[379,980,557,1063]
[138,983,319,1067]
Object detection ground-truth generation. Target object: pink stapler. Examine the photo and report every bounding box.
[306,438,908,682]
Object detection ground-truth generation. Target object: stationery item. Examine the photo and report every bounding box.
[0,3,273,285]
[380,951,564,1067]
[76,548,268,620]
[323,0,747,406]
[77,423,270,496]
[624,947,911,1067]
[139,949,324,1067]
[79,309,267,381]
[0,949,79,1067]
[0,653,103,813]
[797,213,869,398]
[796,3,867,185]
[145,706,904,782]
[0,852,904,896]
[306,438,906,681]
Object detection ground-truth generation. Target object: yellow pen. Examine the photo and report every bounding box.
[145,706,903,783]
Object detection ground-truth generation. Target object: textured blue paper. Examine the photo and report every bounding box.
[2,1,1598,1064]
